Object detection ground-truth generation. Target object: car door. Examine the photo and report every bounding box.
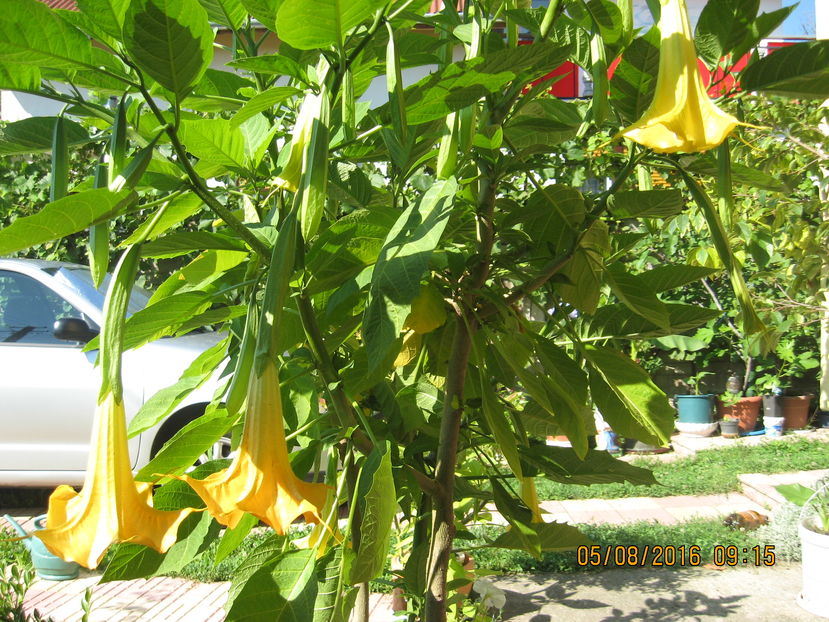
[0,269,140,473]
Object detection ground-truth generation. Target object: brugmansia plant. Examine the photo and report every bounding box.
[0,0,825,620]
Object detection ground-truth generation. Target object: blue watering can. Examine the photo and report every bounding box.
[3,514,80,580]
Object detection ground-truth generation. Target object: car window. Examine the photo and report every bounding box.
[0,271,84,345]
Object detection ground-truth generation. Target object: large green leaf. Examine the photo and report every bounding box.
[124,0,214,99]
[179,118,249,173]
[555,219,609,315]
[589,302,719,339]
[636,264,719,293]
[276,0,386,50]
[142,231,248,257]
[198,0,246,29]
[225,533,286,611]
[0,189,135,255]
[609,27,660,123]
[685,157,788,192]
[76,0,128,38]
[306,207,397,294]
[231,86,301,127]
[503,184,585,252]
[489,521,591,552]
[604,264,670,330]
[518,445,657,486]
[474,367,522,478]
[740,40,829,99]
[505,99,583,154]
[120,193,203,246]
[607,189,684,219]
[402,42,572,125]
[227,54,309,85]
[349,443,396,584]
[0,117,90,155]
[493,333,590,458]
[226,550,317,622]
[134,407,238,480]
[584,345,674,445]
[363,178,456,371]
[127,336,228,437]
[100,511,218,581]
[694,0,759,67]
[0,63,39,90]
[312,548,341,622]
[0,0,95,70]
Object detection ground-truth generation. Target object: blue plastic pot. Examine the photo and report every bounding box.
[675,394,715,423]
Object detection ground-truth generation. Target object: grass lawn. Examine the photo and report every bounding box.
[535,437,828,501]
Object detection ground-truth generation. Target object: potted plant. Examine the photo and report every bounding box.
[674,372,717,436]
[754,351,819,430]
[776,480,829,617]
[716,390,762,433]
[718,416,740,438]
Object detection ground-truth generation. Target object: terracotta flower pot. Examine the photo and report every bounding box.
[782,395,813,430]
[716,396,762,432]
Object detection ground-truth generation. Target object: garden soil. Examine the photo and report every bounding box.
[495,563,821,621]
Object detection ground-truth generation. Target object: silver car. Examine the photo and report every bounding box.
[0,258,226,487]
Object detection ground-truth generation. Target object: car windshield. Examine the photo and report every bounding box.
[51,267,152,316]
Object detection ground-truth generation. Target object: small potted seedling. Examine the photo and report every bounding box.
[675,371,716,436]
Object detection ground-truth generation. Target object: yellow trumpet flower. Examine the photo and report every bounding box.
[519,477,543,523]
[179,357,329,533]
[35,392,195,569]
[618,0,743,153]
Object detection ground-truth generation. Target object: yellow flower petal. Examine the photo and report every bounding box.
[179,358,329,534]
[272,92,323,192]
[35,393,195,569]
[618,0,742,153]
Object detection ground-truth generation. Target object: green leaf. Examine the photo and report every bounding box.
[198,0,246,29]
[518,445,657,486]
[474,367,522,478]
[402,41,572,125]
[503,184,585,252]
[604,264,670,330]
[694,0,759,67]
[775,483,815,507]
[636,264,718,293]
[0,0,95,70]
[240,0,278,29]
[276,0,386,50]
[505,99,583,154]
[349,443,396,584]
[607,189,684,218]
[0,117,90,155]
[0,62,39,90]
[150,249,247,303]
[740,40,829,99]
[142,231,248,257]
[179,118,249,174]
[489,521,591,552]
[584,345,674,446]
[492,333,589,458]
[120,193,203,246]
[231,86,301,127]
[124,0,214,99]
[120,292,211,351]
[555,219,609,315]
[685,157,788,192]
[0,189,135,255]
[227,54,308,85]
[589,302,719,339]
[215,513,259,565]
[226,550,317,622]
[135,407,238,480]
[77,0,128,38]
[610,28,660,123]
[313,548,341,622]
[363,178,457,372]
[100,511,217,581]
[306,207,397,294]
[225,533,286,611]
[127,336,229,437]
[489,478,539,557]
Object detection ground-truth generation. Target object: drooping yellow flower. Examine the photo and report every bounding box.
[519,477,543,523]
[35,392,196,569]
[178,357,329,533]
[618,0,743,153]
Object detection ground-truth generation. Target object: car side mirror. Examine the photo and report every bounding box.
[53,317,99,343]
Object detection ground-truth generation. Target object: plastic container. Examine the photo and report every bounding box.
[765,416,785,437]
[675,394,715,423]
